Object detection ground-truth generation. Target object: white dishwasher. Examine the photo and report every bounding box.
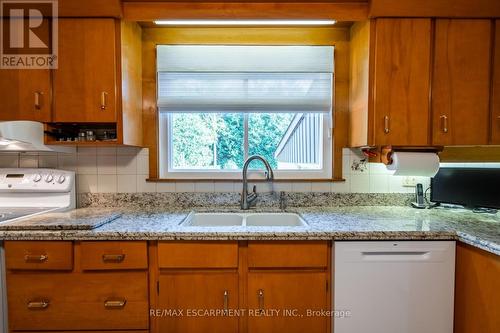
[334,241,455,333]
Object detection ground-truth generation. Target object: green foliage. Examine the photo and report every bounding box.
[171,112,293,170]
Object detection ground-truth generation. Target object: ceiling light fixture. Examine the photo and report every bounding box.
[153,19,337,26]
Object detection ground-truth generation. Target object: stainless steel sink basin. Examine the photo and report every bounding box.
[181,212,307,227]
[245,213,307,227]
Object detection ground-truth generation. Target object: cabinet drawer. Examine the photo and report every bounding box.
[7,272,149,331]
[158,241,238,268]
[80,241,148,270]
[26,331,149,333]
[248,241,328,268]
[4,241,73,270]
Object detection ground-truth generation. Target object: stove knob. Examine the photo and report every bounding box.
[33,174,42,182]
[45,174,54,183]
[57,175,66,184]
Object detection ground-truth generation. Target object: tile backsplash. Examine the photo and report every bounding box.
[1,147,498,195]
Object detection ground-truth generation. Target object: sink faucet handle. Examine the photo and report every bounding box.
[252,185,257,194]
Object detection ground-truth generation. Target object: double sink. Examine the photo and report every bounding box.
[181,212,308,227]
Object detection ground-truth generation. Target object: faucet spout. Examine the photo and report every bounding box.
[240,155,274,210]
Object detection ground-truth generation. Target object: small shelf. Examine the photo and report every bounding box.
[45,140,122,147]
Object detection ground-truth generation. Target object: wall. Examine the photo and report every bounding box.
[141,26,351,180]
[1,147,498,200]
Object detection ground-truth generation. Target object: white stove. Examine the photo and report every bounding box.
[0,168,75,332]
[0,168,76,221]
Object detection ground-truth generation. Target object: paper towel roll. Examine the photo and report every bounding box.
[386,152,440,177]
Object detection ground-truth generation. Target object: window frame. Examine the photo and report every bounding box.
[158,111,332,180]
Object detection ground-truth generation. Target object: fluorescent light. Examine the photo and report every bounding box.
[153,20,337,26]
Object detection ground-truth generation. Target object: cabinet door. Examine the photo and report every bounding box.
[54,19,117,122]
[373,18,432,146]
[0,69,51,121]
[432,19,492,145]
[491,20,500,144]
[158,272,239,333]
[454,243,500,333]
[247,271,328,333]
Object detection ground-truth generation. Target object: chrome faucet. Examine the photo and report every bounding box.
[241,155,274,210]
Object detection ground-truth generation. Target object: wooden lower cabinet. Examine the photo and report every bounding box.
[247,271,329,333]
[157,272,239,333]
[153,241,330,333]
[7,272,149,331]
[454,242,500,333]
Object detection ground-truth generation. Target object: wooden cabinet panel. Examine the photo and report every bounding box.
[5,241,73,270]
[0,69,51,121]
[491,20,500,144]
[432,19,492,145]
[158,272,239,333]
[454,242,500,333]
[247,271,328,333]
[7,272,149,331]
[158,241,238,268]
[248,241,328,268]
[26,331,148,333]
[372,18,432,146]
[53,18,117,122]
[80,241,148,270]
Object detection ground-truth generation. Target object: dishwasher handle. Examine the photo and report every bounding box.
[361,251,430,262]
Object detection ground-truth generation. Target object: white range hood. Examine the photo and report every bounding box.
[0,121,53,152]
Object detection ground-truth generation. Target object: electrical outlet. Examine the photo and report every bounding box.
[402,176,418,187]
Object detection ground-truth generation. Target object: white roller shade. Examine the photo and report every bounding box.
[157,45,334,72]
[157,45,333,113]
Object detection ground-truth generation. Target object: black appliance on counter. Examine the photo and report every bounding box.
[430,167,500,210]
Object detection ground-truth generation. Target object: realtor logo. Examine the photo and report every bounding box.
[0,0,57,69]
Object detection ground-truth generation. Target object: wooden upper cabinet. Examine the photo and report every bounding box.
[431,19,492,146]
[372,18,432,146]
[0,18,51,122]
[0,69,51,122]
[53,19,117,123]
[491,20,500,144]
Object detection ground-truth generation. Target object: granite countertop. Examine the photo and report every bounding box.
[0,208,121,230]
[0,206,498,256]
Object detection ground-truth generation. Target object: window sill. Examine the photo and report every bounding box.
[147,178,346,183]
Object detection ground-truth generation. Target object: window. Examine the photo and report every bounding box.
[157,45,333,179]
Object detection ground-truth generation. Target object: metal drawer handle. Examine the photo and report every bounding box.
[440,115,449,133]
[258,289,264,314]
[100,91,108,110]
[34,91,43,110]
[27,300,50,309]
[384,115,390,134]
[104,299,127,308]
[24,254,48,262]
[102,254,125,263]
[223,290,229,314]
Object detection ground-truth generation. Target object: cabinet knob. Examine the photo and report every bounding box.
[258,289,264,314]
[100,91,108,110]
[102,254,125,263]
[27,300,50,309]
[384,116,390,134]
[223,290,229,314]
[34,91,43,110]
[104,299,127,308]
[24,254,48,262]
[440,115,449,133]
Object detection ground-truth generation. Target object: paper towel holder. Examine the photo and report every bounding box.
[365,146,444,166]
